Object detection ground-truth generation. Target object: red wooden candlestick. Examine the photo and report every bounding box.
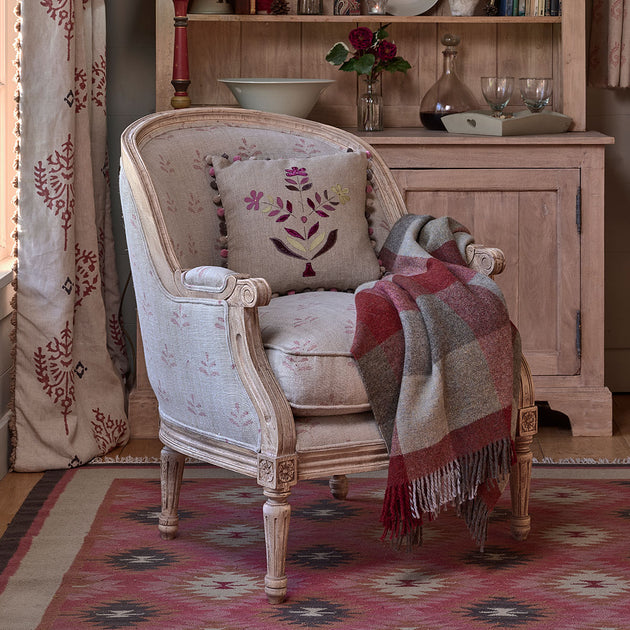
[171,0,191,109]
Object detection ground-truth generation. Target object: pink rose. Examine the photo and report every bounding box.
[348,27,373,51]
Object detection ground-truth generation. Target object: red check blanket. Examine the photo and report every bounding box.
[352,214,519,547]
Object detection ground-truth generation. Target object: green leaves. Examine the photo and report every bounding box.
[383,57,412,74]
[341,53,376,76]
[326,43,378,77]
[326,42,350,66]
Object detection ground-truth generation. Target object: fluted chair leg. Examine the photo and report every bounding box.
[329,474,349,500]
[159,446,185,540]
[510,426,535,540]
[263,488,291,604]
[510,357,538,541]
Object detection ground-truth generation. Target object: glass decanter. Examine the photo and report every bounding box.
[420,33,478,131]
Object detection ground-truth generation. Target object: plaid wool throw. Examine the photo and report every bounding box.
[352,214,520,547]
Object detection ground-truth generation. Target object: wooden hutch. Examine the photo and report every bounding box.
[131,0,613,437]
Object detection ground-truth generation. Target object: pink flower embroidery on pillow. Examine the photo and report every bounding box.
[246,165,350,277]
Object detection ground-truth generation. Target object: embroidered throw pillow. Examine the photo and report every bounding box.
[211,152,381,295]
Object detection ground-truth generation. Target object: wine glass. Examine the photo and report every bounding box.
[480,76,514,118]
[519,78,553,113]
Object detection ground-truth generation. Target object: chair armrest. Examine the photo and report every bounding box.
[465,244,506,277]
[179,265,272,307]
[178,265,294,457]
[182,266,241,293]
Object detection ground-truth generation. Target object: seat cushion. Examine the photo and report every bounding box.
[259,291,370,416]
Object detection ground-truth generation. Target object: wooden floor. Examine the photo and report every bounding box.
[2,394,630,538]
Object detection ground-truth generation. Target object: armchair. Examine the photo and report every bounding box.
[120,108,537,604]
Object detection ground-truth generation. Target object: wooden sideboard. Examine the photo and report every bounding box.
[363,129,613,436]
[129,0,613,437]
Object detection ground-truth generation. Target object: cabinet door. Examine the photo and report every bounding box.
[391,168,581,378]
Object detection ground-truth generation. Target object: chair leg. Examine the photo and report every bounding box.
[329,474,349,500]
[510,356,538,541]
[510,427,534,541]
[158,446,185,540]
[263,488,291,604]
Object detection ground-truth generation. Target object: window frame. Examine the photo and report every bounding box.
[0,0,17,267]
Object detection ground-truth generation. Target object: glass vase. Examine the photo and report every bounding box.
[357,76,383,132]
[419,33,478,131]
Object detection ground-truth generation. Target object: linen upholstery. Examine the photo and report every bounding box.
[212,153,381,294]
[120,171,261,450]
[260,292,369,415]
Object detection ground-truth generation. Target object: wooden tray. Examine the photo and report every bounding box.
[442,110,573,136]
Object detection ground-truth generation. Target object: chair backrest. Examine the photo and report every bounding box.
[119,109,409,451]
[120,108,407,276]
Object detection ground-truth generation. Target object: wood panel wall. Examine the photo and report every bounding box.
[156,1,585,127]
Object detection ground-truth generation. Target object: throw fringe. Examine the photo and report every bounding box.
[534,456,630,465]
[382,436,513,548]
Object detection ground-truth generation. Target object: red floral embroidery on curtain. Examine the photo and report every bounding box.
[40,0,89,61]
[33,322,76,435]
[33,134,75,251]
[91,408,127,454]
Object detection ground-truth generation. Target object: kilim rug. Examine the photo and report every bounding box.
[1,466,630,630]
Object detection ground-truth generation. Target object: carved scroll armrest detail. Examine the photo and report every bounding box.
[465,244,506,277]
[226,276,273,308]
[180,266,272,307]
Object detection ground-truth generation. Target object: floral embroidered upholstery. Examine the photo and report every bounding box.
[212,153,381,294]
[260,291,369,415]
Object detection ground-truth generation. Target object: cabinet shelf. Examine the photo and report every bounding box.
[187,13,561,23]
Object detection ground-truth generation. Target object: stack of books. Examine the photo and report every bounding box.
[498,0,560,15]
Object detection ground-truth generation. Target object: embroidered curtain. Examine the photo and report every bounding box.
[11,0,129,471]
[589,0,630,87]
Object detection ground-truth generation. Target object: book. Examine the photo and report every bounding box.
[234,0,256,13]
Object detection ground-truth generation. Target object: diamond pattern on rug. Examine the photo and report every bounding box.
[462,545,532,569]
[105,547,179,571]
[296,498,361,521]
[367,568,451,599]
[460,596,547,627]
[543,523,613,547]
[532,485,596,504]
[9,475,630,629]
[197,522,265,547]
[269,598,353,627]
[182,570,261,600]
[552,570,630,600]
[78,599,161,629]
[289,544,355,569]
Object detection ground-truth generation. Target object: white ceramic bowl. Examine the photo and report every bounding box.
[219,78,335,118]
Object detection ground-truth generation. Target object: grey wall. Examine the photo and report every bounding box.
[587,87,630,392]
[107,0,156,376]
